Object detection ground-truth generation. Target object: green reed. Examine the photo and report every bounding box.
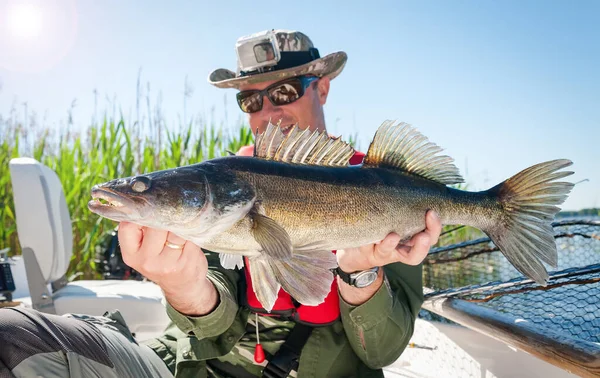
[1,113,254,280]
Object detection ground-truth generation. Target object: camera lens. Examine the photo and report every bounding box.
[254,42,275,63]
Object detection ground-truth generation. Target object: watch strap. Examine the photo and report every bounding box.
[334,266,379,287]
[334,267,354,285]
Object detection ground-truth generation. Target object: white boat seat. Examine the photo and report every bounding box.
[53,280,170,342]
[9,157,72,284]
[8,157,171,341]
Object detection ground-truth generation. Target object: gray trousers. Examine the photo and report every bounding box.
[0,307,173,378]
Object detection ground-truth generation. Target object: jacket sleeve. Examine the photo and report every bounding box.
[164,250,242,340]
[338,262,424,369]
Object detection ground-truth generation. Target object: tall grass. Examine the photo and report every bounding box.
[1,109,254,279]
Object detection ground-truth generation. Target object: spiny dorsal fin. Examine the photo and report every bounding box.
[253,120,355,166]
[364,120,464,185]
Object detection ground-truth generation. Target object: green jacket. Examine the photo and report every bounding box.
[143,251,424,378]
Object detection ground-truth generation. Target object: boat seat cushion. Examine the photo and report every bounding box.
[53,280,170,341]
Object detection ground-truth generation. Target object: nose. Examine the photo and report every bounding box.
[254,99,284,122]
[261,96,277,111]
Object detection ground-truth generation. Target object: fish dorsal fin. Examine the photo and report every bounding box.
[363,120,464,185]
[253,120,355,166]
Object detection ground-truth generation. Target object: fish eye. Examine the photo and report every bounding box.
[131,176,151,193]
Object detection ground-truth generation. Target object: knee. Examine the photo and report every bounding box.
[0,307,112,372]
[0,307,57,347]
[0,308,50,369]
[0,307,36,340]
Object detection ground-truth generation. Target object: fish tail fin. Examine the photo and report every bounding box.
[248,249,337,312]
[483,159,575,285]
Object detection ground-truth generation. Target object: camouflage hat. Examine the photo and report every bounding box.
[208,29,347,89]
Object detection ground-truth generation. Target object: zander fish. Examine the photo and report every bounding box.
[88,120,575,311]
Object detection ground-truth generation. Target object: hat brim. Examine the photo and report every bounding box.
[208,51,347,89]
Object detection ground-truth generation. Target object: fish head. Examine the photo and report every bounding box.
[88,167,206,227]
[88,163,256,239]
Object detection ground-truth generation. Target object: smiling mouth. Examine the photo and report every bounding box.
[280,123,295,135]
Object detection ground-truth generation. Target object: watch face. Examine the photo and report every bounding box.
[354,271,378,288]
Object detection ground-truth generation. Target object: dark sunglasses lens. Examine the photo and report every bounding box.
[237,92,263,113]
[268,79,303,106]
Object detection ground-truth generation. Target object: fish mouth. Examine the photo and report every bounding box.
[88,187,141,220]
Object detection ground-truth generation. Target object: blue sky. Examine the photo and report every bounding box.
[1,0,598,211]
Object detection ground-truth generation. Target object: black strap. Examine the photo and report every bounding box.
[240,48,321,77]
[262,323,313,378]
[334,266,354,286]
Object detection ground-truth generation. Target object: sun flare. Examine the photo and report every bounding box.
[6,4,43,39]
[0,0,78,73]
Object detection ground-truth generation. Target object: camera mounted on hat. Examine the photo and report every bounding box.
[235,29,320,77]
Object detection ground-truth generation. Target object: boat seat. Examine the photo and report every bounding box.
[53,280,170,341]
[8,157,171,341]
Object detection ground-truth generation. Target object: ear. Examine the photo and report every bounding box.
[316,77,330,105]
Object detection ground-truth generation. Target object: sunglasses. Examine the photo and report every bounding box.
[236,75,319,114]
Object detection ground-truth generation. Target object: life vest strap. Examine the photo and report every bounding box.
[262,323,313,378]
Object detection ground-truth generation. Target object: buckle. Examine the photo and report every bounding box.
[262,344,299,378]
[261,322,313,378]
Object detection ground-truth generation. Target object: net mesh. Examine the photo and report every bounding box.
[419,218,600,343]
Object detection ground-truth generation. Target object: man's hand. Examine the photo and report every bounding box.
[336,210,442,305]
[337,210,441,272]
[118,221,219,316]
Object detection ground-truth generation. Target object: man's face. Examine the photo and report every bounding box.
[237,75,331,136]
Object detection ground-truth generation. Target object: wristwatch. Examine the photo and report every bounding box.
[334,266,380,288]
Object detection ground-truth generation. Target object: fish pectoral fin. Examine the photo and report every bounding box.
[363,120,464,185]
[251,212,293,260]
[219,253,244,270]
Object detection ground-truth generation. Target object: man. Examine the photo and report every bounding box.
[0,29,441,378]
